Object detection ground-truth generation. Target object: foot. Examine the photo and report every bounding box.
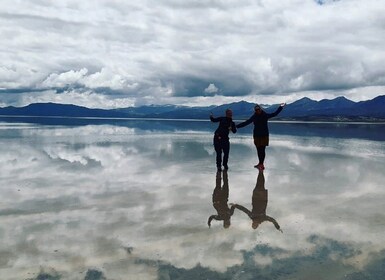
[254,163,265,170]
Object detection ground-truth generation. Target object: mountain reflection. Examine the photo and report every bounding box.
[208,170,236,228]
[233,171,282,232]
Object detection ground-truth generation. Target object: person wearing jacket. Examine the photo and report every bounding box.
[236,103,285,170]
[210,109,237,171]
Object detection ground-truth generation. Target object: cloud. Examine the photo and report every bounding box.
[0,0,385,106]
[42,68,89,88]
[204,83,219,94]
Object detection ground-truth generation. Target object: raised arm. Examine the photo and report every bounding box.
[207,215,221,228]
[210,113,221,122]
[266,216,283,233]
[267,103,285,119]
[236,115,254,129]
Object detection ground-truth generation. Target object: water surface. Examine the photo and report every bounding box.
[0,120,385,279]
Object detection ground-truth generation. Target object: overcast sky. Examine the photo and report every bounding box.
[1,0,385,108]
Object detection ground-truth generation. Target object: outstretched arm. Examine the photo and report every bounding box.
[210,113,221,122]
[232,204,253,218]
[267,103,285,119]
[207,215,221,228]
[236,115,254,129]
[266,216,283,233]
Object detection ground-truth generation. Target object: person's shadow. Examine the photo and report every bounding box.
[207,170,236,229]
[232,170,282,232]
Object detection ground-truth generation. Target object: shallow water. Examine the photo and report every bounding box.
[0,120,385,280]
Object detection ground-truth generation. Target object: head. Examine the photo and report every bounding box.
[225,109,233,118]
[252,220,260,229]
[254,105,262,115]
[223,219,231,229]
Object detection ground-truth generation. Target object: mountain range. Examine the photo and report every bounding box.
[1,95,384,121]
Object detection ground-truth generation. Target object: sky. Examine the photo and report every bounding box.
[1,0,385,108]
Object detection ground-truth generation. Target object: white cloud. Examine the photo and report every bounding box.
[42,68,88,88]
[204,83,218,94]
[41,67,140,92]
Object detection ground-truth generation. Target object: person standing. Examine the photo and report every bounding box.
[210,109,237,171]
[236,103,285,170]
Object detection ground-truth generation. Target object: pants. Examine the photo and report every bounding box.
[254,136,268,164]
[256,146,266,164]
[214,139,230,168]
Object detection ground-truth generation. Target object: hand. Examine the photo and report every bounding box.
[280,103,286,107]
[279,228,283,233]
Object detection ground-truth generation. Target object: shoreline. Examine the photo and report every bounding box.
[1,114,385,125]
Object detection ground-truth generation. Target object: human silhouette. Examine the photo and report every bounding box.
[236,103,285,170]
[208,170,236,229]
[232,170,282,232]
[210,109,237,171]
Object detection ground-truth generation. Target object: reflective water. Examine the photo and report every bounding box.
[0,119,385,280]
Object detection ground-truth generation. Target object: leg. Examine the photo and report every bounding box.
[222,169,229,199]
[257,146,266,164]
[222,140,230,170]
[214,141,222,170]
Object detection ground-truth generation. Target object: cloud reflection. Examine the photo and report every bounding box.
[0,122,385,279]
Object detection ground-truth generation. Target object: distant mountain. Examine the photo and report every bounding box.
[355,95,385,118]
[0,103,128,118]
[279,96,358,118]
[1,95,385,121]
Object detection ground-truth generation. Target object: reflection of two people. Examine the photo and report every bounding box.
[208,170,282,232]
[208,170,236,228]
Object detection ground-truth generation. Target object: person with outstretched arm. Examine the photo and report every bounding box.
[236,103,285,170]
[231,170,282,232]
[208,170,236,229]
[210,109,237,171]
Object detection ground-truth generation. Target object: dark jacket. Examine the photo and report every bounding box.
[236,106,283,137]
[210,116,237,141]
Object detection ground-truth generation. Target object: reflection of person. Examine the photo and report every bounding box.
[236,103,285,170]
[232,170,282,232]
[208,170,236,229]
[210,109,237,171]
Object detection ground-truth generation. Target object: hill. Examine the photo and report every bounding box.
[1,95,384,121]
